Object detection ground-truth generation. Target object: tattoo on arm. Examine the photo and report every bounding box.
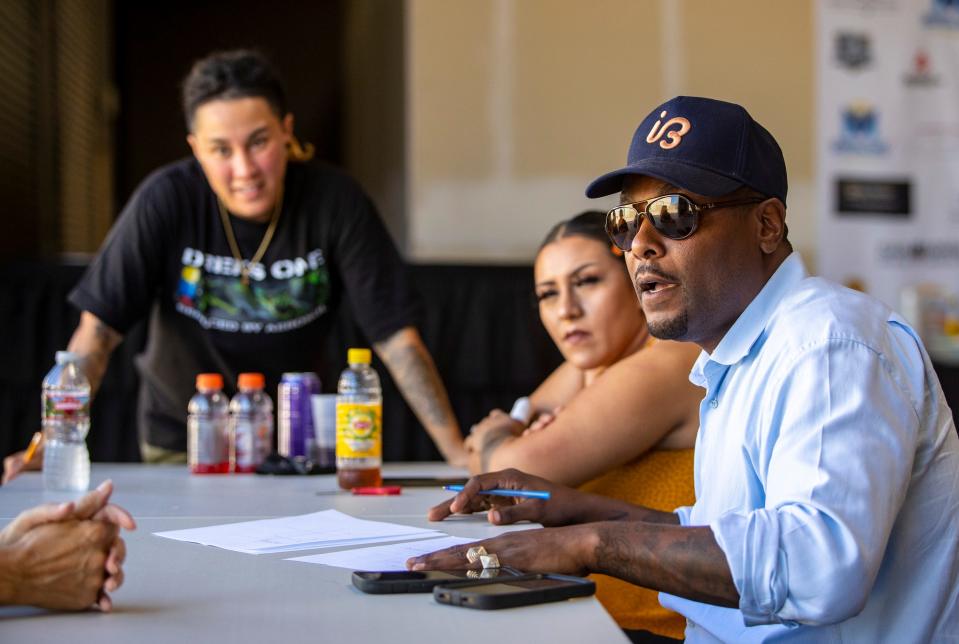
[68,313,122,398]
[93,320,121,346]
[374,328,460,452]
[592,522,739,608]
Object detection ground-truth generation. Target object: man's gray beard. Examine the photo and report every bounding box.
[647,311,688,340]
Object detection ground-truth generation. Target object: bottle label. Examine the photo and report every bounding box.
[336,403,382,459]
[44,392,90,419]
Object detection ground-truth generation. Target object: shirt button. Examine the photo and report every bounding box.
[709,399,718,409]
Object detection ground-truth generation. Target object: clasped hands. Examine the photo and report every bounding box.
[0,480,135,611]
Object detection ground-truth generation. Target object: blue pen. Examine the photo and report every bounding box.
[443,485,551,500]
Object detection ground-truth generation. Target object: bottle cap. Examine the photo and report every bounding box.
[238,372,265,390]
[347,348,372,365]
[55,351,80,365]
[196,373,223,390]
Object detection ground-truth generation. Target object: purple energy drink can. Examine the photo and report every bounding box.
[278,372,320,458]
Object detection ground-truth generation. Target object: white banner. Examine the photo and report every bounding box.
[817,0,959,360]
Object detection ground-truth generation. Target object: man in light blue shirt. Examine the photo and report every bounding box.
[409,96,959,642]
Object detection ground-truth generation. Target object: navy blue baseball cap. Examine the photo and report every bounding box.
[585,96,787,205]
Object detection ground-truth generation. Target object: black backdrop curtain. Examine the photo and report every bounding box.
[0,261,563,476]
[4,261,957,482]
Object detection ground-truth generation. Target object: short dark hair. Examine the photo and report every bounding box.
[538,211,622,258]
[181,49,288,131]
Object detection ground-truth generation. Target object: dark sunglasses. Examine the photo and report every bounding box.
[605,194,765,250]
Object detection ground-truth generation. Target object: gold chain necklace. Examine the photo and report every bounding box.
[216,184,284,286]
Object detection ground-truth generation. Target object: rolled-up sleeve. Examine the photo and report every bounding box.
[710,338,920,626]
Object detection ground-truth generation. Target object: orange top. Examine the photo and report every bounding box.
[238,372,265,390]
[579,448,695,640]
[195,373,224,391]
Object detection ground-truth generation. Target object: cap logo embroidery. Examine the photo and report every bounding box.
[645,111,691,150]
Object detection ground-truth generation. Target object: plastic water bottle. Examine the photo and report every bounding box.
[230,372,274,473]
[336,348,382,489]
[188,373,229,474]
[42,351,91,492]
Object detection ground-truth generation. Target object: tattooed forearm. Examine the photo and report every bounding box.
[591,521,739,607]
[68,312,123,398]
[374,327,463,458]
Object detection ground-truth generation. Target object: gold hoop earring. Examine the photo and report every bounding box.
[287,135,315,162]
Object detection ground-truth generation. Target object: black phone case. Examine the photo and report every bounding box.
[432,573,595,609]
[352,568,522,594]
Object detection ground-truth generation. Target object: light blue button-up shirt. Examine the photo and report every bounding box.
[659,253,959,642]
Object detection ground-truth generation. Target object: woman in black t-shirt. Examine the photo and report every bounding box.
[3,50,467,479]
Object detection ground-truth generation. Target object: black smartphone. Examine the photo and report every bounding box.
[432,573,595,609]
[351,567,523,594]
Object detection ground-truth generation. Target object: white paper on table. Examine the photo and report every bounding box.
[287,535,477,570]
[153,509,444,554]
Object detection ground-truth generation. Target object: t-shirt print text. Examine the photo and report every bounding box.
[174,247,330,334]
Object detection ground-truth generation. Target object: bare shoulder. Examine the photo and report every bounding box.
[648,340,702,366]
[613,339,700,378]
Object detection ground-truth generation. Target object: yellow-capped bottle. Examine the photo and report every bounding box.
[335,348,382,489]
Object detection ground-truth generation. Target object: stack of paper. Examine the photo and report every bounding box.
[154,509,445,554]
[287,535,476,570]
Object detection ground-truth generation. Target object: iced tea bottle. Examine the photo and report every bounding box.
[335,348,382,489]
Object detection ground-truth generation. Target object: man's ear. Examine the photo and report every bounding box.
[187,133,199,158]
[755,198,787,255]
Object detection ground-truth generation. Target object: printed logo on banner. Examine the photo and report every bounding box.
[923,0,959,27]
[832,103,890,154]
[904,49,940,86]
[827,0,897,10]
[835,32,872,69]
[835,178,911,216]
[879,241,959,264]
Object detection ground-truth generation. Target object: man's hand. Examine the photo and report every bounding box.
[426,469,590,527]
[2,518,118,611]
[407,524,599,575]
[408,518,740,608]
[70,480,136,610]
[2,447,43,485]
[0,480,136,611]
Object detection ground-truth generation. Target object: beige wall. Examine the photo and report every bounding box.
[406,0,815,265]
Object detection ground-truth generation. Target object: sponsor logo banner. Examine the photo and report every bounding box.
[835,178,911,216]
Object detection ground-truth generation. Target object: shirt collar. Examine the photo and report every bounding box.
[691,252,806,382]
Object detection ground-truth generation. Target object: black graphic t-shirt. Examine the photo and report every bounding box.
[69,158,418,451]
